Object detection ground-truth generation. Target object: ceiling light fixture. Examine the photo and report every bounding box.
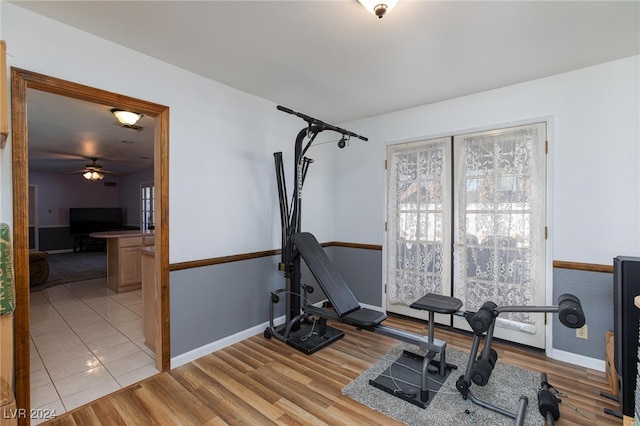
[82,170,104,181]
[111,109,143,127]
[357,0,398,18]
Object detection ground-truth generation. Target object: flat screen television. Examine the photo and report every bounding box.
[69,207,123,235]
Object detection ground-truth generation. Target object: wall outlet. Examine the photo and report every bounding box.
[576,324,588,339]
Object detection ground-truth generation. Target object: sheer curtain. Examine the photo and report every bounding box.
[453,123,546,333]
[386,138,451,305]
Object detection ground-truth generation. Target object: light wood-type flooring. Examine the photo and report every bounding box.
[43,315,622,425]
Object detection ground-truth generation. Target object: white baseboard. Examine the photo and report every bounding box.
[548,348,605,372]
[171,315,285,369]
[171,306,604,377]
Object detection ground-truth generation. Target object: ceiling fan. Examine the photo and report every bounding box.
[66,157,124,181]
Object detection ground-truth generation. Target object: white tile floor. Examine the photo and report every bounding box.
[30,277,159,424]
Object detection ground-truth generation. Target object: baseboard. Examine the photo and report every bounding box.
[171,315,285,368]
[44,249,74,254]
[548,348,605,372]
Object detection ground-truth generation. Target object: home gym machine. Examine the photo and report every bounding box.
[454,294,585,424]
[263,105,368,355]
[537,373,561,425]
[263,105,586,424]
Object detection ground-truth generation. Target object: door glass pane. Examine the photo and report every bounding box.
[454,123,546,335]
[387,138,451,305]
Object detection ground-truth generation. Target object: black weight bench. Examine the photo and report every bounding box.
[291,232,462,407]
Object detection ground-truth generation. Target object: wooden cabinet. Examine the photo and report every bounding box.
[140,247,157,351]
[120,245,143,287]
[92,231,154,293]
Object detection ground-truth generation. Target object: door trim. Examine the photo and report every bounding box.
[10,68,170,420]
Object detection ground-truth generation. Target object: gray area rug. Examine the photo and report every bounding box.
[342,343,540,426]
[31,251,107,292]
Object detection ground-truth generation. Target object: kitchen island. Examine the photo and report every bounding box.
[90,230,155,293]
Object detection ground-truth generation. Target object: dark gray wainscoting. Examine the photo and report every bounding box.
[170,255,285,357]
[325,246,383,306]
[169,245,608,363]
[38,226,74,251]
[552,268,613,360]
[169,245,384,359]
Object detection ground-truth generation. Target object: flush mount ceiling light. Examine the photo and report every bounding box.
[111,108,143,127]
[358,0,398,18]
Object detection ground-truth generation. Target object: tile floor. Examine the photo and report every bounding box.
[30,277,159,424]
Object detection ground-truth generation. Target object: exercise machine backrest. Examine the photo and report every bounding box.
[291,232,361,317]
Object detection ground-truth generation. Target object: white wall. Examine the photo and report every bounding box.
[0,3,336,263]
[28,172,120,227]
[334,56,640,266]
[118,169,153,227]
[2,3,637,267]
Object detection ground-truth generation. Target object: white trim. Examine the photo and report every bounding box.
[544,115,556,354]
[171,315,285,369]
[548,348,605,372]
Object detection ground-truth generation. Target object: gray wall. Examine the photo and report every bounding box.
[38,227,75,251]
[169,246,383,357]
[170,245,612,363]
[300,246,384,307]
[553,268,613,360]
[328,246,383,307]
[170,255,284,357]
[118,169,154,227]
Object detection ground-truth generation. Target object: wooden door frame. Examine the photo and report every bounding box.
[10,68,170,419]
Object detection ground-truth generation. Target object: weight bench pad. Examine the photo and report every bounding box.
[342,308,388,329]
[410,293,463,314]
[291,232,362,317]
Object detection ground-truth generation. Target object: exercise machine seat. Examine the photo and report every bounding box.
[342,308,388,329]
[410,293,463,314]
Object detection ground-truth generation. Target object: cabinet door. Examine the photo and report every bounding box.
[120,246,143,286]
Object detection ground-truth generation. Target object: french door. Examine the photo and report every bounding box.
[386,137,452,322]
[386,123,547,347]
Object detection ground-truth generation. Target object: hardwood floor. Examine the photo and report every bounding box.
[44,315,622,425]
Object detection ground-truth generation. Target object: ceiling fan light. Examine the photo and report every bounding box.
[83,170,104,181]
[111,109,143,126]
[357,0,398,18]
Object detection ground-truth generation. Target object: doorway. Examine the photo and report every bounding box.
[11,68,170,419]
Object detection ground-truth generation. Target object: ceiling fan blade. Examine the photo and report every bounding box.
[29,151,88,161]
[64,166,125,176]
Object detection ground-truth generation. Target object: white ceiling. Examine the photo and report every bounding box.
[13,0,640,174]
[27,89,155,175]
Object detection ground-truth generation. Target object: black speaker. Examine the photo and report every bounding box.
[613,256,640,417]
